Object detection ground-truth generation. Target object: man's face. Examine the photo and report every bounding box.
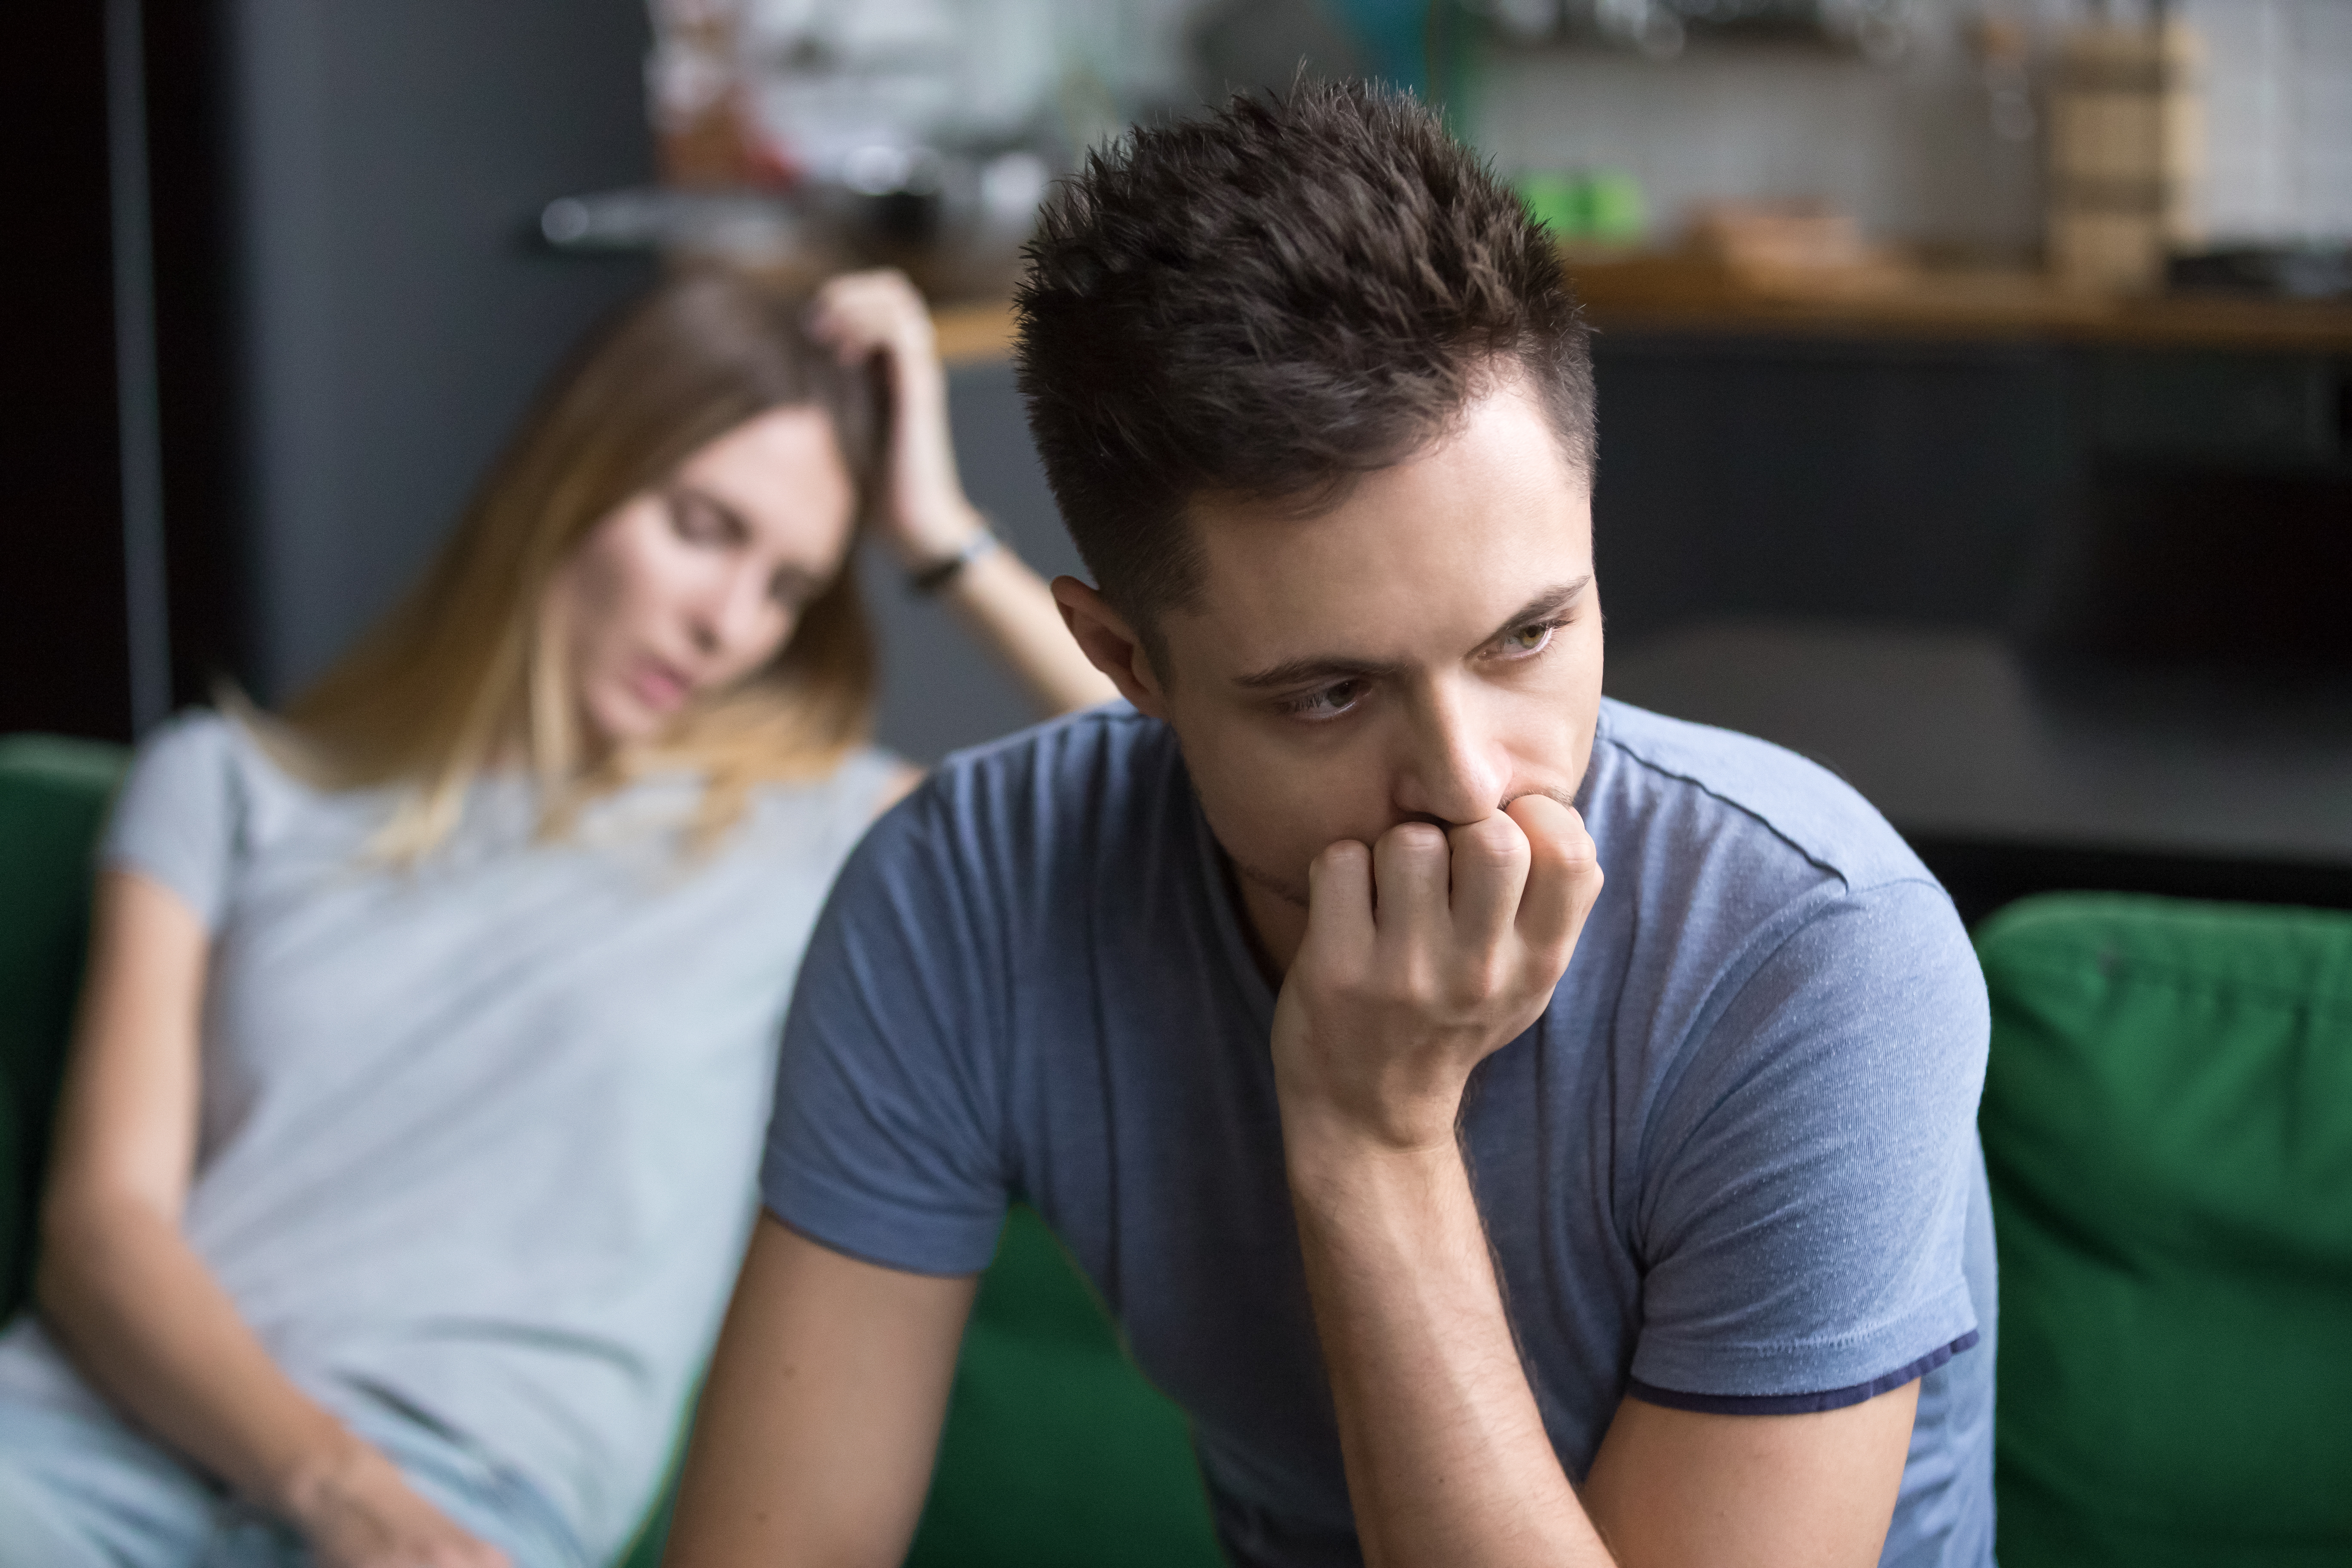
[1145,377,1601,954]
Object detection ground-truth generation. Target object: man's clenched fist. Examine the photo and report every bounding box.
[1269,794,1604,1155]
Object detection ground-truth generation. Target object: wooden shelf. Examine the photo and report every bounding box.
[1565,254,2352,353]
[931,259,2352,364]
[933,300,1018,367]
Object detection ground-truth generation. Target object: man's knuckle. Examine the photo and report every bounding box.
[1387,822,1447,856]
[1458,829,1523,870]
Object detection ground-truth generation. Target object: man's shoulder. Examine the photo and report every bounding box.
[921,701,1175,825]
[1589,697,1930,900]
[935,699,1168,784]
[877,702,1187,891]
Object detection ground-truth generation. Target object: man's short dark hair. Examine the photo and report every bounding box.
[1015,77,1595,637]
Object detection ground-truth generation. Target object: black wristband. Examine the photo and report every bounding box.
[907,529,998,596]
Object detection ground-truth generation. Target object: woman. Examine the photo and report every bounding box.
[0,268,1110,1567]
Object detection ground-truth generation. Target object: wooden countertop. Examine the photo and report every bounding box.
[1564,254,2352,352]
[932,260,2352,361]
[934,301,1020,367]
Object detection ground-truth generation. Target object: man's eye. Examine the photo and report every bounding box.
[1280,680,1365,721]
[1499,619,1563,656]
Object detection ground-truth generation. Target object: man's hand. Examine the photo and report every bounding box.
[1271,793,1603,1154]
[1270,797,1616,1567]
[282,1437,510,1568]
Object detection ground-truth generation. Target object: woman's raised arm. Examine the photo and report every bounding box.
[35,867,506,1568]
[807,270,1119,719]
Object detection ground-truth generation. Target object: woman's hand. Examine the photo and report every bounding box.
[805,269,986,573]
[285,1435,511,1568]
[805,268,1115,717]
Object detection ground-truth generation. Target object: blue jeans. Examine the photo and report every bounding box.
[0,1391,588,1568]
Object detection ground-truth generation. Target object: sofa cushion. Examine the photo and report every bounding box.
[905,1203,1225,1568]
[0,736,127,1319]
[1977,892,2352,1567]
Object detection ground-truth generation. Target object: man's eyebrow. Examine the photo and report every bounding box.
[1230,577,1594,693]
[1231,651,1409,693]
[1479,576,1593,647]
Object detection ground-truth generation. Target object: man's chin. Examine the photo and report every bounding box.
[1229,853,1309,911]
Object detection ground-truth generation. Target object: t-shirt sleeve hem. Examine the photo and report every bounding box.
[759,1155,1004,1278]
[1629,1277,1978,1406]
[1629,1329,1980,1416]
[99,710,239,930]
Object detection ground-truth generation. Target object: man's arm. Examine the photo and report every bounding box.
[1273,797,1917,1568]
[661,1213,977,1568]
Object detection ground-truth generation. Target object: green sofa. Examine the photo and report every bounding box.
[15,734,2351,1564]
[1976,893,2352,1566]
[0,734,1223,1567]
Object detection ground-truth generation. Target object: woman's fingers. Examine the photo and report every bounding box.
[807,269,933,368]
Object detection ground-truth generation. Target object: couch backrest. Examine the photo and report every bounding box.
[1977,892,2352,1567]
[0,736,129,1318]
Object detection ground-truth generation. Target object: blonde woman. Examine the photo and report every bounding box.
[0,268,1111,1568]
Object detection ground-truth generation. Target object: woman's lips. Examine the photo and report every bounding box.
[626,657,693,713]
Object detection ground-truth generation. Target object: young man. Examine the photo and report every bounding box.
[668,83,1994,1568]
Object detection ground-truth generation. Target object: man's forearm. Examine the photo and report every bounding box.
[1285,1129,1613,1568]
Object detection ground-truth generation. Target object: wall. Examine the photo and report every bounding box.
[224,0,657,700]
[1,4,133,738]
[2187,0,2352,243]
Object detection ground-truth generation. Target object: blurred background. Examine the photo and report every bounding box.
[7,0,2349,917]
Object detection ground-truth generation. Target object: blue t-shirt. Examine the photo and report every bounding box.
[763,698,1996,1568]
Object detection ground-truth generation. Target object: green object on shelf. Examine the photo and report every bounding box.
[1513,169,1645,243]
[1976,893,2352,1568]
[1581,171,1646,242]
[906,1204,1227,1568]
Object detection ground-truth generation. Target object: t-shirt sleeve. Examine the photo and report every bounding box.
[1626,877,1988,1412]
[101,710,244,931]
[758,778,1012,1277]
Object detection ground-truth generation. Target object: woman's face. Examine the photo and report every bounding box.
[547,404,857,749]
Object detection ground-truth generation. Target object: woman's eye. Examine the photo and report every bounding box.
[1280,679,1365,722]
[1499,619,1562,657]
[666,493,727,545]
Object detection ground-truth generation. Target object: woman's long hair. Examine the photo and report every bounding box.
[269,268,882,859]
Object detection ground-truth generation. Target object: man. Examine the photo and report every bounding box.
[668,81,1994,1568]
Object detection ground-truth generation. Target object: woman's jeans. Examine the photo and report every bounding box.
[0,1390,588,1568]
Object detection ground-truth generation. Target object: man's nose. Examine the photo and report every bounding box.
[1393,684,1511,828]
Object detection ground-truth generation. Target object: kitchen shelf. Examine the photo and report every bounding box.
[1562,254,2352,353]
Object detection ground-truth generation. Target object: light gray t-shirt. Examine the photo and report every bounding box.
[762,698,1995,1568]
[0,710,897,1556]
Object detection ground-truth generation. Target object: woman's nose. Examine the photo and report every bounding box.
[689,565,772,661]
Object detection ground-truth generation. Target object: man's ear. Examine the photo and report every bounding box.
[1051,577,1169,720]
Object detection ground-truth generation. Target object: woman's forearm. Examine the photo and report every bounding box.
[934,536,1119,716]
[36,1192,362,1516]
[806,272,1118,720]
